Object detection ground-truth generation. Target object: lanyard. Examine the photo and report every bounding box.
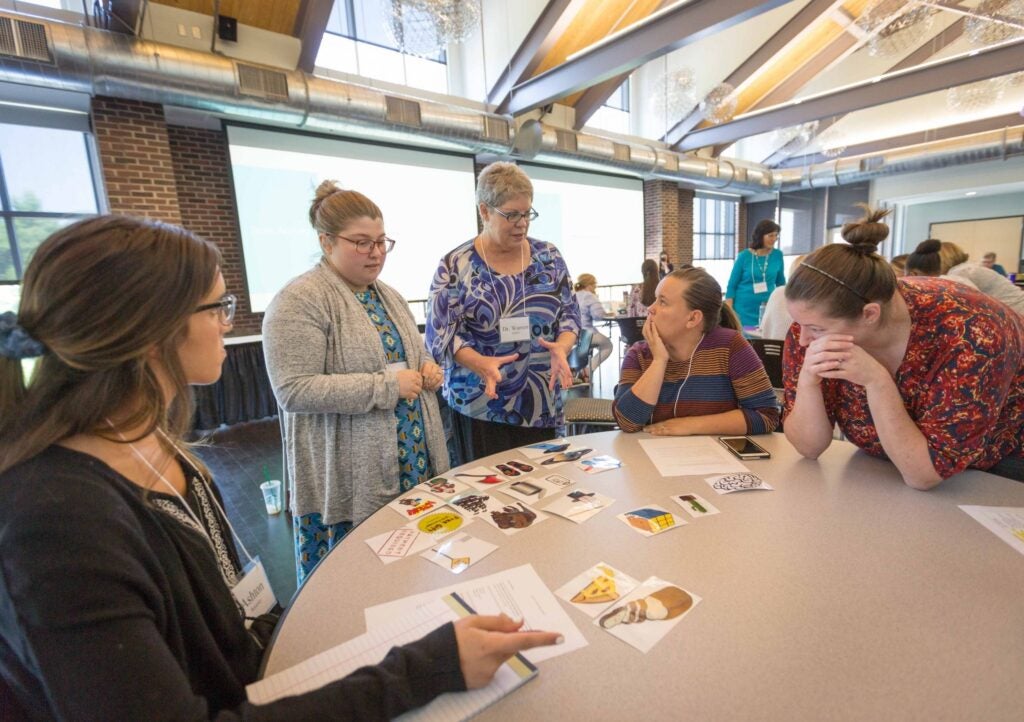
[750,250,769,282]
[478,237,529,318]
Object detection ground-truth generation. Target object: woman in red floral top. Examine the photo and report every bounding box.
[781,206,1024,489]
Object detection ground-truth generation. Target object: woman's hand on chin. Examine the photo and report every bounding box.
[643,317,670,363]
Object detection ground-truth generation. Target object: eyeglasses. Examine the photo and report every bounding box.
[490,206,539,224]
[330,234,397,254]
[194,294,237,325]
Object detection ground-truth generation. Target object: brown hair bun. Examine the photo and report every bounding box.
[913,239,942,255]
[841,204,890,253]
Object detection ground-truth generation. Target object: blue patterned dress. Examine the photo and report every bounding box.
[293,288,431,585]
[426,237,581,428]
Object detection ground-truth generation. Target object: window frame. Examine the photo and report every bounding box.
[692,194,739,261]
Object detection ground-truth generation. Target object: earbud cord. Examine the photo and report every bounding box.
[672,333,706,418]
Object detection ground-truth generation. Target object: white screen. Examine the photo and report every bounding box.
[524,163,644,287]
[226,125,479,312]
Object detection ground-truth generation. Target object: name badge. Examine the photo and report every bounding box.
[232,556,277,626]
[387,360,409,372]
[499,316,531,343]
[752,281,768,294]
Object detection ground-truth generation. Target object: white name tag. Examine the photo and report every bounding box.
[232,557,277,625]
[387,360,409,372]
[752,281,768,294]
[499,316,531,343]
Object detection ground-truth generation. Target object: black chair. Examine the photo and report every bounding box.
[616,316,645,348]
[564,328,595,398]
[749,338,784,390]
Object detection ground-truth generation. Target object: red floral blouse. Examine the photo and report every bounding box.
[782,277,1024,479]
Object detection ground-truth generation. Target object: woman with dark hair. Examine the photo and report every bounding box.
[782,207,1024,487]
[627,258,661,317]
[659,251,674,279]
[905,239,1024,315]
[613,267,780,436]
[0,216,559,720]
[726,218,786,327]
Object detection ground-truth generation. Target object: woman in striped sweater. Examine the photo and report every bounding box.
[612,267,780,436]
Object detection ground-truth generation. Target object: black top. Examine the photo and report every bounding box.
[0,446,465,720]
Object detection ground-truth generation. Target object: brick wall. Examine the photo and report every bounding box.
[92,97,182,225]
[737,200,748,256]
[167,126,261,335]
[643,179,695,267]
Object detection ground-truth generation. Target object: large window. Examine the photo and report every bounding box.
[317,0,448,94]
[693,195,738,260]
[586,79,630,135]
[0,122,101,313]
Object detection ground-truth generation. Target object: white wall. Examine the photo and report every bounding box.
[899,193,1024,266]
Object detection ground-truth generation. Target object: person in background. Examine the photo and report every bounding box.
[573,273,613,380]
[906,239,1024,316]
[759,255,804,340]
[0,215,560,720]
[982,252,1008,277]
[782,207,1024,488]
[726,219,786,328]
[627,258,660,317]
[659,251,675,279]
[263,181,450,586]
[613,267,780,436]
[427,162,580,460]
[890,254,908,276]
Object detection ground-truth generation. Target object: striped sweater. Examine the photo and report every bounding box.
[613,326,780,434]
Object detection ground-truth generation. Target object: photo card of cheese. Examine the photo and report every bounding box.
[671,493,720,518]
[595,576,702,654]
[385,489,445,520]
[498,473,575,505]
[411,475,471,500]
[365,508,471,565]
[420,532,498,575]
[540,487,614,524]
[451,466,514,490]
[617,505,686,537]
[555,563,640,619]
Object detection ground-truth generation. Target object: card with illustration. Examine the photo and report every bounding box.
[535,445,595,468]
[518,439,572,460]
[480,500,550,536]
[595,576,702,654]
[705,472,774,495]
[412,475,470,500]
[555,563,640,618]
[575,454,622,475]
[492,459,537,479]
[386,489,445,520]
[671,493,720,518]
[365,508,471,565]
[617,505,685,537]
[499,473,575,505]
[541,488,614,524]
[420,532,498,574]
[446,491,509,518]
[451,466,513,490]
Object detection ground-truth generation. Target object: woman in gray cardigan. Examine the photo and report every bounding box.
[263,181,450,585]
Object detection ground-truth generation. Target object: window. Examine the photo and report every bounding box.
[317,0,448,94]
[0,123,101,311]
[693,195,738,260]
[586,79,630,135]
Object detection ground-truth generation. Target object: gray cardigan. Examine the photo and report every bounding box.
[262,262,450,526]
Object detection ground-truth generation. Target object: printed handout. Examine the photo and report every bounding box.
[639,437,749,477]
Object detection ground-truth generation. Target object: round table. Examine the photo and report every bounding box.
[265,431,1024,720]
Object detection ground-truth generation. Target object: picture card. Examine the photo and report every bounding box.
[421,532,498,574]
[499,473,575,505]
[480,500,549,536]
[447,491,510,518]
[451,466,513,490]
[386,489,445,521]
[412,475,471,500]
[518,439,572,460]
[555,563,640,618]
[493,459,537,479]
[541,488,614,524]
[705,472,774,495]
[671,493,720,518]
[365,508,470,565]
[596,576,702,654]
[575,454,622,475]
[617,505,685,537]
[534,445,596,469]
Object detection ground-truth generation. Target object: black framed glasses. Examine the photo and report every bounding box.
[194,294,236,325]
[490,206,539,224]
[331,234,397,254]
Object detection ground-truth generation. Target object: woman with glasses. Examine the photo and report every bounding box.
[0,215,558,719]
[782,207,1024,487]
[427,162,581,459]
[726,219,786,328]
[263,180,449,585]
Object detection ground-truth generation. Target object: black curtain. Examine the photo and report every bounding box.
[192,342,277,431]
[827,182,870,229]
[779,188,826,254]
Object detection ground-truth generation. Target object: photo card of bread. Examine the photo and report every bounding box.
[595,576,702,653]
[555,562,640,619]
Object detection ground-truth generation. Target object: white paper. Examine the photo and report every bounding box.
[364,563,587,663]
[960,505,1024,556]
[639,437,750,477]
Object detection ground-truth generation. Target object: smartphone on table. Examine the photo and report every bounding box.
[717,436,771,460]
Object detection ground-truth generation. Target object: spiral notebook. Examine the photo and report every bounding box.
[247,593,538,720]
